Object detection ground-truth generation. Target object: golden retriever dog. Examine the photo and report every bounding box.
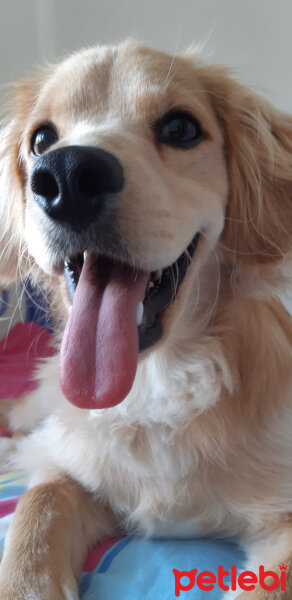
[0,40,291,599]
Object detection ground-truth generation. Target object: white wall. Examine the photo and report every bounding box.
[0,0,292,111]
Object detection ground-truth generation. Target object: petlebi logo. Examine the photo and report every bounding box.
[173,564,288,596]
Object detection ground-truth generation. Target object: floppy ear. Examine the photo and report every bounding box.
[0,122,25,283]
[204,67,292,267]
[0,82,34,284]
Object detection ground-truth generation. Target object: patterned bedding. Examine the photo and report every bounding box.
[0,471,245,598]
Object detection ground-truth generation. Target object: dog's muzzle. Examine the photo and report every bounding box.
[30,145,124,230]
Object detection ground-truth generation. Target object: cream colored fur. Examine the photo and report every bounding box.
[0,41,291,599]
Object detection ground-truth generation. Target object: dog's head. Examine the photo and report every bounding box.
[0,41,291,409]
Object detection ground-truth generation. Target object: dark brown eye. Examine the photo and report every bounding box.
[31,125,58,157]
[154,110,204,149]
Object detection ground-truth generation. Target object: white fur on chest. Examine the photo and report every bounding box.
[9,345,292,542]
[9,347,229,532]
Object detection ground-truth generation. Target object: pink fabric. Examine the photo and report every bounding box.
[0,322,56,399]
[0,497,19,518]
[83,537,123,572]
[0,428,12,438]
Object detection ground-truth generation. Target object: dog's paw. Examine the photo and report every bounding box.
[0,587,79,600]
[0,577,79,600]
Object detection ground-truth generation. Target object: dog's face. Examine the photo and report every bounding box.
[1,41,291,410]
[24,44,227,275]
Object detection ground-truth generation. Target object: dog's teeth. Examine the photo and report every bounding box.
[153,269,162,281]
[83,250,88,261]
[149,281,154,289]
[136,301,144,326]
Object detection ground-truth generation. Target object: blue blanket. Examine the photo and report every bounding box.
[0,471,245,599]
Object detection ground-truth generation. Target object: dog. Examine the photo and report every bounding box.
[0,40,291,599]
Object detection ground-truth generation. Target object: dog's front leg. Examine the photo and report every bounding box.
[0,476,116,599]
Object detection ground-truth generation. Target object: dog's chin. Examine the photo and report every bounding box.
[63,232,200,353]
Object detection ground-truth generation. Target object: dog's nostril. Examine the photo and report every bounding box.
[32,170,59,201]
[78,169,101,198]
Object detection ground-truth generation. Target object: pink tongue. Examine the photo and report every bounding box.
[60,252,149,409]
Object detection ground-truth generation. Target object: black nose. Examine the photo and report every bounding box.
[30,145,124,230]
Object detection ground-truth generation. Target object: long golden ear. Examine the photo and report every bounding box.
[0,82,35,284]
[0,122,24,283]
[204,67,292,267]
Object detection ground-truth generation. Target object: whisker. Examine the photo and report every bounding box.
[161,26,183,91]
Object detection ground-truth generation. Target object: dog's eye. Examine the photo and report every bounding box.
[31,125,58,157]
[155,111,204,149]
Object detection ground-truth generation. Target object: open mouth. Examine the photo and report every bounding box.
[64,233,200,351]
[60,233,200,410]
